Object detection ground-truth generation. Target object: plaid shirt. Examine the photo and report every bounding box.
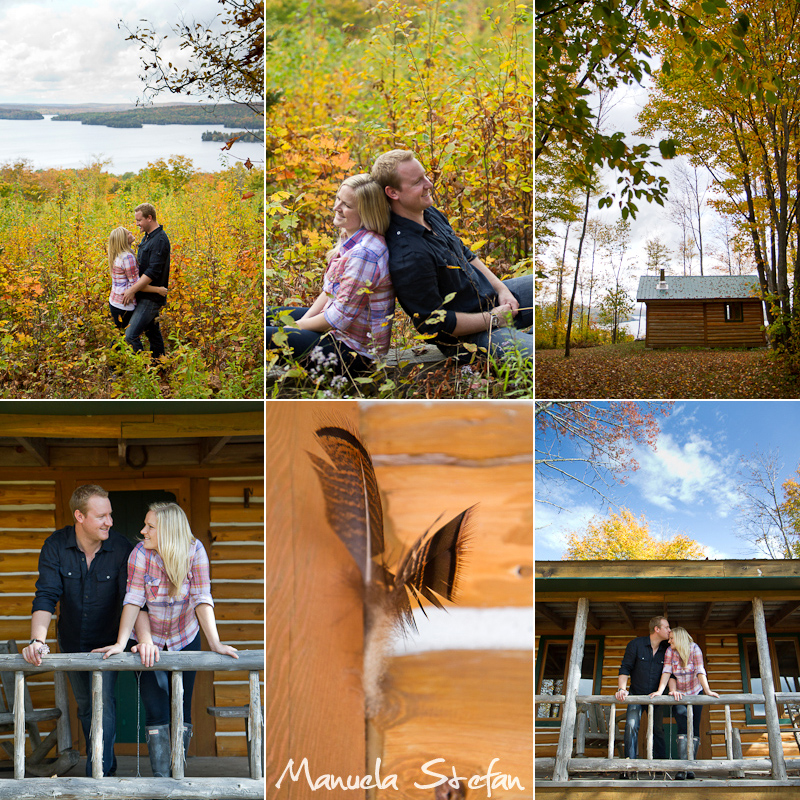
[662,643,707,695]
[124,539,214,651]
[322,229,394,358]
[109,252,139,310]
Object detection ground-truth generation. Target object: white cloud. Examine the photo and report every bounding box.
[535,501,600,560]
[629,431,741,515]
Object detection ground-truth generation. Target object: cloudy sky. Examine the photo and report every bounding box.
[536,401,800,560]
[0,0,224,105]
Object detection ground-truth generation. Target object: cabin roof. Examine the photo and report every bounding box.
[636,275,761,301]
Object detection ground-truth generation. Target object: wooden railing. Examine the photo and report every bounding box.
[535,691,800,782]
[0,650,264,800]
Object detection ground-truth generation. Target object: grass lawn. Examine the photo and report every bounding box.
[536,341,800,399]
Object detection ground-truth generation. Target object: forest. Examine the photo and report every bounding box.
[536,0,800,383]
[0,157,263,398]
[0,108,43,120]
[51,104,260,129]
[264,0,533,398]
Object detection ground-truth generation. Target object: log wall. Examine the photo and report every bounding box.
[644,299,766,348]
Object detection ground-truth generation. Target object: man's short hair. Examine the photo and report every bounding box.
[69,485,108,518]
[649,615,667,633]
[370,150,417,191]
[135,203,157,222]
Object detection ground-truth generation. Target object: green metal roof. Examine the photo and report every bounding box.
[637,275,761,301]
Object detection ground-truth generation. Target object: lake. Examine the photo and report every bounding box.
[0,115,264,174]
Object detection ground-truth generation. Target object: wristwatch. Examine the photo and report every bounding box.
[489,312,500,329]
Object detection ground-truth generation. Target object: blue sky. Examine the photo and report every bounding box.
[536,401,800,560]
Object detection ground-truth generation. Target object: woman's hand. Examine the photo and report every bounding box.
[669,689,684,700]
[707,690,720,698]
[132,642,160,668]
[92,642,126,660]
[649,690,662,698]
[211,643,239,659]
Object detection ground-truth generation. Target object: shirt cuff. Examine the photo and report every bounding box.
[123,591,146,608]
[191,593,214,608]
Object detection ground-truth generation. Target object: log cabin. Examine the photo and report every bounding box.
[267,401,533,800]
[536,559,800,799]
[0,402,264,780]
[636,274,766,348]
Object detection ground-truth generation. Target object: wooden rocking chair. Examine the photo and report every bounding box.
[0,639,79,776]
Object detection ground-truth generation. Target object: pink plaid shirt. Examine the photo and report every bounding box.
[124,539,214,651]
[109,252,139,310]
[322,229,394,358]
[662,643,707,695]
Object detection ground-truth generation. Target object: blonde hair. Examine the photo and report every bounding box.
[148,502,196,598]
[370,149,417,191]
[327,174,390,260]
[107,226,135,272]
[670,626,694,667]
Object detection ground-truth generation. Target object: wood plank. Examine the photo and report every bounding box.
[206,583,264,600]
[210,544,264,561]
[374,651,532,800]
[210,563,266,581]
[266,401,365,800]
[362,401,532,460]
[211,603,263,622]
[209,507,264,524]
[210,527,265,542]
[121,412,263,438]
[0,485,55,504]
[208,481,264,499]
[0,509,55,529]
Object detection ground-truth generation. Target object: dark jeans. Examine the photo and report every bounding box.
[109,303,134,330]
[66,666,118,776]
[675,691,704,737]
[124,297,165,358]
[266,307,373,374]
[139,633,201,727]
[624,702,666,759]
[438,274,533,360]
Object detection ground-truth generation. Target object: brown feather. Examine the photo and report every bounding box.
[309,425,385,583]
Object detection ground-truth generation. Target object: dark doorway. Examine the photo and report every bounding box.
[108,489,177,744]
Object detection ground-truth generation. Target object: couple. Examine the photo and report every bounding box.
[107,203,171,359]
[266,149,534,373]
[616,616,718,780]
[22,485,236,778]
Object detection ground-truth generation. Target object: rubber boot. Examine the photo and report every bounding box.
[675,735,687,780]
[146,724,171,777]
[686,735,700,779]
[181,723,193,772]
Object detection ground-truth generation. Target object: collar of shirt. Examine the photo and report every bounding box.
[339,228,370,252]
[65,528,114,556]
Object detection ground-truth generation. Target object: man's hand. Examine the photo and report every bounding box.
[490,303,514,329]
[22,641,47,666]
[122,290,135,306]
[615,687,629,702]
[132,642,160,667]
[495,286,519,315]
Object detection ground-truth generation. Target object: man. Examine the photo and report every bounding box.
[123,203,170,358]
[616,616,672,773]
[370,150,532,360]
[22,485,158,776]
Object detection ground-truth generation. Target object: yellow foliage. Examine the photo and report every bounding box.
[563,508,707,561]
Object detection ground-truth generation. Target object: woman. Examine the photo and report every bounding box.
[649,626,719,779]
[96,502,237,777]
[266,173,394,374]
[107,226,167,329]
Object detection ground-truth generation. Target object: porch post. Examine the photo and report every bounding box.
[553,597,589,781]
[14,671,25,780]
[171,671,185,779]
[54,669,72,753]
[753,596,787,780]
[91,670,103,779]
[248,670,263,780]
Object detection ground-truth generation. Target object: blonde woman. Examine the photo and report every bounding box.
[94,502,237,777]
[107,226,166,330]
[649,626,719,779]
[266,173,395,373]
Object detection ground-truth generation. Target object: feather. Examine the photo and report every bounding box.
[309,422,474,716]
[308,424,386,584]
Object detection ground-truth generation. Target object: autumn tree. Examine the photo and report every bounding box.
[563,508,707,560]
[536,400,673,508]
[645,236,671,276]
[735,448,798,558]
[638,0,800,357]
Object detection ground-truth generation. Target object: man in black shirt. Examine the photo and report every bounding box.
[370,150,532,360]
[616,615,672,766]
[22,485,158,776]
[123,203,170,358]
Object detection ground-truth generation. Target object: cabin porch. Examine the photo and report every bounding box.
[536,560,800,796]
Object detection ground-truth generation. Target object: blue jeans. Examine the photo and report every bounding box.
[675,691,704,737]
[124,297,165,358]
[439,274,533,360]
[624,702,666,759]
[66,668,118,776]
[139,633,200,727]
